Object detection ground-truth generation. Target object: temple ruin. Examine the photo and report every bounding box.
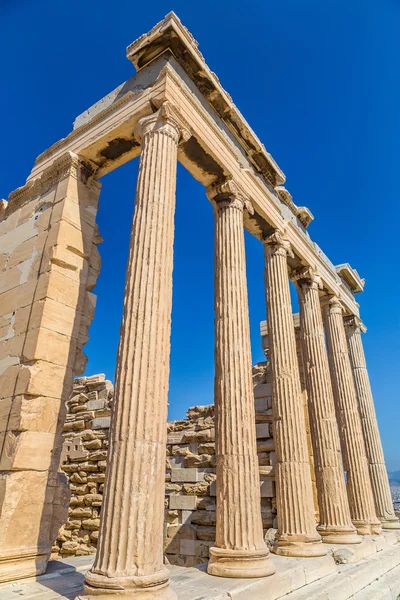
[0,12,399,600]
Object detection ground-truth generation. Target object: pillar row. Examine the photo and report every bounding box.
[345,316,400,530]
[263,232,325,558]
[322,297,381,536]
[293,268,359,544]
[207,180,274,579]
[80,104,187,600]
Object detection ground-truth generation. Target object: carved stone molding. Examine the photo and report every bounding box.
[292,266,323,291]
[262,229,294,258]
[344,315,367,334]
[6,152,100,216]
[135,101,191,145]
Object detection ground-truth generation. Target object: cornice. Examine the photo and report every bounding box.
[275,186,314,229]
[126,12,285,188]
[335,263,365,294]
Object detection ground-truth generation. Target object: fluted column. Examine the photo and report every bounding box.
[293,268,359,544]
[79,104,186,600]
[322,297,381,536]
[263,231,325,557]
[344,316,400,529]
[207,181,274,578]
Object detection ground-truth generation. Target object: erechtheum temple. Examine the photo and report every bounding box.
[0,12,399,600]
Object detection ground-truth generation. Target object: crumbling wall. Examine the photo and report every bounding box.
[54,363,276,566]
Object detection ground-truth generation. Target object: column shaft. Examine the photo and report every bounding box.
[345,317,399,529]
[207,181,273,578]
[80,106,182,600]
[295,270,359,544]
[263,232,325,557]
[323,297,381,535]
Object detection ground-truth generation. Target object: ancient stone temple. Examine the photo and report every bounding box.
[0,12,399,600]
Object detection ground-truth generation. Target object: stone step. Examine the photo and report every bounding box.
[286,540,400,599]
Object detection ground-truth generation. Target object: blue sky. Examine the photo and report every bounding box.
[1,1,399,467]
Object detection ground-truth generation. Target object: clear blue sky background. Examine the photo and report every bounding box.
[1,1,399,468]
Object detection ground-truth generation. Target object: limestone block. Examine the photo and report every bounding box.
[91,417,111,429]
[30,298,79,339]
[171,468,205,483]
[169,495,198,510]
[191,511,217,526]
[0,470,49,565]
[49,472,70,545]
[167,431,186,444]
[0,430,55,471]
[0,263,37,295]
[0,398,12,431]
[256,423,270,438]
[167,524,197,540]
[184,454,212,468]
[0,217,38,257]
[184,429,215,443]
[255,397,269,412]
[257,439,274,452]
[15,360,73,399]
[23,327,73,367]
[34,269,84,310]
[69,507,93,518]
[254,383,272,398]
[164,537,179,554]
[51,196,97,234]
[44,220,92,260]
[6,395,60,434]
[0,279,37,318]
[182,481,210,496]
[81,518,101,530]
[260,479,274,498]
[87,399,106,411]
[196,526,216,541]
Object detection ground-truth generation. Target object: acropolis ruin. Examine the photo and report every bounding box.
[0,12,399,600]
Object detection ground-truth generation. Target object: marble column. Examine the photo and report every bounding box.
[344,316,400,529]
[79,104,186,600]
[263,231,325,557]
[207,181,274,578]
[322,296,382,536]
[293,268,359,544]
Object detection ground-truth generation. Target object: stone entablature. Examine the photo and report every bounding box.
[55,368,276,566]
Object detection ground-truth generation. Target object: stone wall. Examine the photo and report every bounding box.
[54,363,277,565]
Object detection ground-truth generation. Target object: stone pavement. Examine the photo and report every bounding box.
[2,532,400,600]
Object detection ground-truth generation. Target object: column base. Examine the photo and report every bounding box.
[381,517,400,530]
[352,520,382,536]
[318,525,361,545]
[0,547,49,583]
[207,546,275,578]
[273,534,327,557]
[78,567,177,600]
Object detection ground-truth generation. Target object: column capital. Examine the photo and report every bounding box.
[292,266,323,290]
[321,294,343,314]
[262,229,294,258]
[207,178,254,213]
[135,101,191,144]
[344,315,367,333]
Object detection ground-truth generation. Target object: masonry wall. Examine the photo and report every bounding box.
[54,363,277,566]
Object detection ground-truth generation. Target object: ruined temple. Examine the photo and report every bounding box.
[0,12,399,600]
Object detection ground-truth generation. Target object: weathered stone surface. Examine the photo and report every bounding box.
[263,231,324,558]
[323,296,381,535]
